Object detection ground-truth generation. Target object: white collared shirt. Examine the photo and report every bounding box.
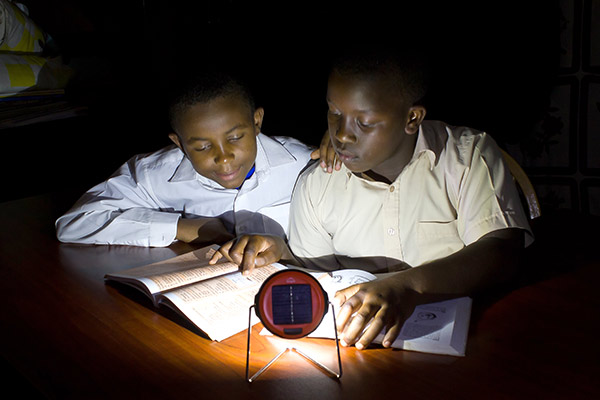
[56,134,313,246]
[288,121,533,272]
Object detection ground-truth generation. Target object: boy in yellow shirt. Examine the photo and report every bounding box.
[211,47,533,350]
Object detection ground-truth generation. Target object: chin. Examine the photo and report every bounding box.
[220,181,243,189]
[342,161,367,173]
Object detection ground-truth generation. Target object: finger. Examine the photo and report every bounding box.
[341,305,379,347]
[333,291,347,308]
[382,322,402,348]
[335,158,342,171]
[355,311,386,350]
[319,131,332,170]
[336,302,355,336]
[326,145,336,173]
[208,251,223,264]
[227,236,250,266]
[334,286,361,332]
[240,250,257,276]
[240,243,263,276]
[321,146,332,172]
[209,241,234,264]
[310,148,320,160]
[242,237,278,275]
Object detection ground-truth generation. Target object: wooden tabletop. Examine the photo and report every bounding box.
[1,192,599,399]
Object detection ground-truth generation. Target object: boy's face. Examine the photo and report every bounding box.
[169,95,263,189]
[326,72,425,181]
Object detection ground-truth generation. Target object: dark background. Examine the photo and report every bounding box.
[1,1,563,202]
[3,2,599,398]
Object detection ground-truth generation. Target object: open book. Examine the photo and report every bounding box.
[104,245,286,342]
[106,246,472,355]
[264,269,473,356]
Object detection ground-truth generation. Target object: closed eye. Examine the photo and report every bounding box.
[357,119,375,129]
[194,144,211,151]
[228,134,244,142]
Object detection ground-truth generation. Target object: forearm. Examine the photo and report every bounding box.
[176,217,234,245]
[390,228,524,297]
[56,208,180,246]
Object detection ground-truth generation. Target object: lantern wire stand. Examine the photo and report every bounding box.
[245,302,343,383]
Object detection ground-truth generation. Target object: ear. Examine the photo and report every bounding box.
[168,132,183,150]
[253,107,265,135]
[405,106,426,135]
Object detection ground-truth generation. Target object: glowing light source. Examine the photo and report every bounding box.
[245,269,343,382]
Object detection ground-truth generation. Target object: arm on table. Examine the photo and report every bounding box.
[176,217,233,245]
[335,228,525,349]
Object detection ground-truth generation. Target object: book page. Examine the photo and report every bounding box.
[158,263,286,341]
[386,297,472,356]
[105,245,240,295]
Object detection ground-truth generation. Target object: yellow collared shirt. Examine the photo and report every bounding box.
[289,120,533,272]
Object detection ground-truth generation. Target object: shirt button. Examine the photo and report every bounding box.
[387,228,396,236]
[389,186,395,192]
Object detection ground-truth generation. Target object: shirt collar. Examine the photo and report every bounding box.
[168,133,297,188]
[412,120,445,170]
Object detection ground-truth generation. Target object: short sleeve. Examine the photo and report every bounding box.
[288,168,337,268]
[456,133,533,247]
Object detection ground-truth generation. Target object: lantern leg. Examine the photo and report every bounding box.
[245,303,343,383]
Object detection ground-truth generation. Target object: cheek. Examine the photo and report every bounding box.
[360,135,387,158]
[238,140,258,164]
[187,153,213,174]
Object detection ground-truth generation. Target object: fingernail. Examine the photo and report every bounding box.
[383,340,391,348]
[356,342,364,350]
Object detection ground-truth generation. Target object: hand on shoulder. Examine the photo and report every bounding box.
[310,130,341,173]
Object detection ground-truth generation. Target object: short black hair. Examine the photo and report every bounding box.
[329,44,430,106]
[168,71,256,133]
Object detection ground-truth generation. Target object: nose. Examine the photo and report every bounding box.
[332,118,357,144]
[213,145,234,165]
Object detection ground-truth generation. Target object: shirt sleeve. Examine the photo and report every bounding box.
[456,133,533,247]
[288,169,338,270]
[55,157,180,247]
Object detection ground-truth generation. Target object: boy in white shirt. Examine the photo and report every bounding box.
[56,72,313,247]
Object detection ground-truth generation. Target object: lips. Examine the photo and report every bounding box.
[215,167,241,182]
[335,149,358,163]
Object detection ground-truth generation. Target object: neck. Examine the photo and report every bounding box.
[370,134,418,183]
